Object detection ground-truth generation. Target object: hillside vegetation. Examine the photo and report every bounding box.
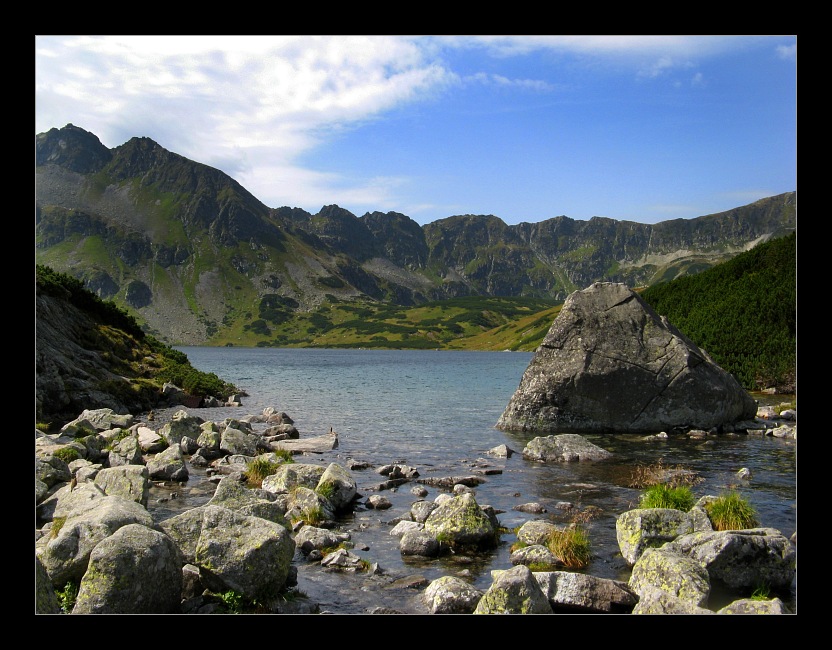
[211,295,562,351]
[36,264,239,427]
[640,232,796,392]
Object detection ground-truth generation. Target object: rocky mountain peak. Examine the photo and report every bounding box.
[35,123,112,173]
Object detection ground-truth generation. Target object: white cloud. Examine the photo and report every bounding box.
[35,35,459,207]
[35,35,795,222]
[777,43,797,61]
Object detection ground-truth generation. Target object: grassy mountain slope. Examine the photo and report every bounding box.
[36,124,796,349]
[35,264,239,427]
[640,232,796,392]
[238,295,564,351]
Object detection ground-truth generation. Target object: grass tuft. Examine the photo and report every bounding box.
[545,525,592,569]
[639,483,695,511]
[244,457,282,488]
[705,491,759,530]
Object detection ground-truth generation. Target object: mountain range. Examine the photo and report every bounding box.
[35,123,796,346]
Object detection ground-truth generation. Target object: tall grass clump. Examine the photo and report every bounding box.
[639,483,696,511]
[243,457,283,488]
[273,448,294,463]
[546,525,592,569]
[705,491,758,531]
[630,459,701,511]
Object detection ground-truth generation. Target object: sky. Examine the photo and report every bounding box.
[35,35,797,227]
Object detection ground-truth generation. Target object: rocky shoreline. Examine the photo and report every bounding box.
[36,401,796,615]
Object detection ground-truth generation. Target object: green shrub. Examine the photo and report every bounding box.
[53,447,81,463]
[56,581,79,613]
[218,590,243,614]
[639,483,695,511]
[640,232,796,391]
[705,491,758,531]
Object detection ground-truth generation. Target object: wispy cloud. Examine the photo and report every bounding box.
[36,35,796,224]
[777,43,797,61]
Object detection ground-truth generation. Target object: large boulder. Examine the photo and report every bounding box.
[423,492,499,550]
[496,282,757,434]
[534,571,638,613]
[37,492,156,587]
[71,524,183,614]
[664,528,796,591]
[473,565,553,614]
[161,505,295,603]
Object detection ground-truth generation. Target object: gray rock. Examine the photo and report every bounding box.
[496,282,757,433]
[616,508,697,565]
[93,465,150,508]
[145,444,189,482]
[474,565,553,614]
[424,492,498,550]
[72,524,183,613]
[317,462,357,511]
[261,462,326,494]
[207,476,288,525]
[365,494,392,509]
[295,525,351,556]
[510,544,559,569]
[36,555,62,613]
[410,500,438,523]
[188,505,295,603]
[220,426,262,457]
[534,571,638,613]
[107,434,143,467]
[717,598,789,614]
[522,434,612,462]
[399,529,441,557]
[629,547,711,607]
[516,519,564,546]
[664,528,796,590]
[424,575,484,614]
[61,409,135,435]
[632,585,715,614]
[37,494,156,587]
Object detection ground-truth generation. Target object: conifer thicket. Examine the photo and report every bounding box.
[640,233,796,392]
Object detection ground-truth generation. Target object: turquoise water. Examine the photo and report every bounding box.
[158,346,796,613]
[177,347,534,465]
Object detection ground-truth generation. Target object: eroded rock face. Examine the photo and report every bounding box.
[496,282,757,434]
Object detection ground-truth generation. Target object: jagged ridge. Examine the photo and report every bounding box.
[35,124,796,346]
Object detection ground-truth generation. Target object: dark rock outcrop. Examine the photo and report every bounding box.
[496,282,757,434]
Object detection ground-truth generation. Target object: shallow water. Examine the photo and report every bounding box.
[146,347,796,614]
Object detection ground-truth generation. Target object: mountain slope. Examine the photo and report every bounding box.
[35,264,238,427]
[640,232,796,392]
[35,124,796,346]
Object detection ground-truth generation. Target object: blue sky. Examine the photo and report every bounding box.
[35,35,797,226]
